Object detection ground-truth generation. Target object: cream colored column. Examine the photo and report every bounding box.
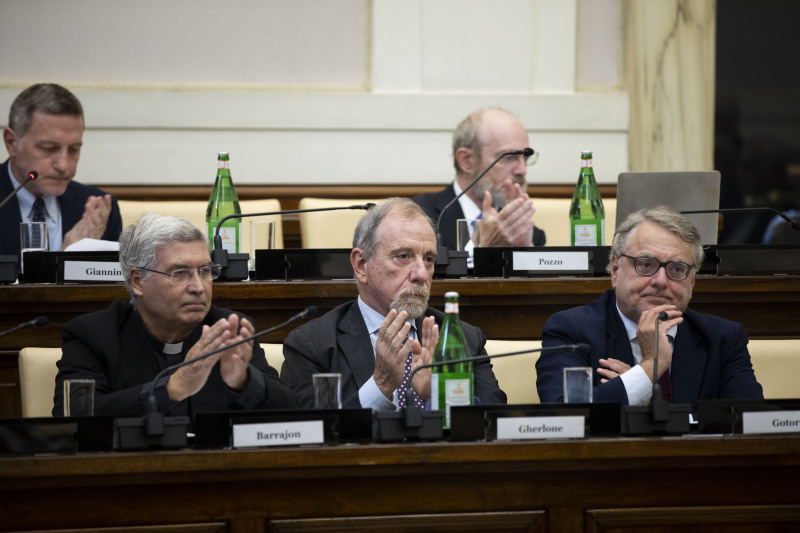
[626,0,716,171]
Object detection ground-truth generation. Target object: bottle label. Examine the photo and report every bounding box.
[208,221,241,254]
[444,302,459,313]
[217,160,231,169]
[581,159,593,168]
[571,220,603,246]
[431,373,472,428]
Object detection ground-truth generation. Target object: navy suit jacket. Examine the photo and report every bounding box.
[281,300,507,409]
[536,289,763,410]
[0,159,122,263]
[413,185,546,251]
[54,301,297,419]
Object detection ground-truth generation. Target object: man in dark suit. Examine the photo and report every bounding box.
[536,205,762,410]
[1,83,121,268]
[281,197,506,410]
[413,108,545,253]
[53,213,296,419]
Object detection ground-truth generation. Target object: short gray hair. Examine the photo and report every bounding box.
[8,83,84,137]
[609,205,705,271]
[119,213,208,308]
[352,198,434,261]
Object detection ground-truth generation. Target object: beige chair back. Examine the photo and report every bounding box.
[118,198,284,249]
[533,197,617,247]
[262,343,285,373]
[484,339,542,404]
[748,339,800,399]
[18,347,62,418]
[298,198,380,249]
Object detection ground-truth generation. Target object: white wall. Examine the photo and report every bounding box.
[0,0,627,187]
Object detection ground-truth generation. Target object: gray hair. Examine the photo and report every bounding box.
[8,83,84,137]
[119,213,208,308]
[352,197,434,261]
[609,205,705,271]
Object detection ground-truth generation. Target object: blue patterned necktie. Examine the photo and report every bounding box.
[30,197,47,243]
[397,350,425,409]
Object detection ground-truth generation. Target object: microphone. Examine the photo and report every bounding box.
[401,342,590,427]
[435,148,534,267]
[681,207,800,231]
[0,170,38,211]
[651,310,669,422]
[210,203,376,276]
[144,306,318,437]
[0,315,48,339]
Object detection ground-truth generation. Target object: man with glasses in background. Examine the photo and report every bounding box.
[536,205,762,409]
[413,108,546,255]
[53,213,296,418]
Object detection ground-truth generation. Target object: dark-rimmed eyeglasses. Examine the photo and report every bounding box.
[620,254,694,281]
[137,264,222,284]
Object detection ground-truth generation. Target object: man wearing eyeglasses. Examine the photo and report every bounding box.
[413,108,546,255]
[53,213,296,418]
[536,205,762,409]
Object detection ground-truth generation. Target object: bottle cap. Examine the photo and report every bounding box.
[581,151,592,156]
[444,291,459,298]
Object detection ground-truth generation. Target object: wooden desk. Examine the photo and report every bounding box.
[1,435,799,532]
[1,275,799,418]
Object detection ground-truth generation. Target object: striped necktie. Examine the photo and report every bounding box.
[30,197,47,243]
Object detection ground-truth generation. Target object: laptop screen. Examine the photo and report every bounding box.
[615,171,721,244]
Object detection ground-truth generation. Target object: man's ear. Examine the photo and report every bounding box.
[129,268,145,298]
[351,248,369,284]
[455,147,476,175]
[3,127,18,156]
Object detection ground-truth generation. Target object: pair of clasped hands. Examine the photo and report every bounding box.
[598,305,684,384]
[474,179,537,248]
[167,314,255,402]
[373,310,439,402]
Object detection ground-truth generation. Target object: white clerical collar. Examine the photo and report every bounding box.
[162,342,184,355]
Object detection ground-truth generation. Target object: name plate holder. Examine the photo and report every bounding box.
[193,408,373,449]
[252,248,354,280]
[449,403,621,442]
[473,246,611,278]
[697,398,800,434]
[21,251,123,284]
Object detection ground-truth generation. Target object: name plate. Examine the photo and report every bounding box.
[63,261,124,282]
[496,416,586,440]
[232,420,324,448]
[512,251,590,272]
[742,410,800,435]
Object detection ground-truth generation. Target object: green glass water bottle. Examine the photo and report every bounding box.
[206,152,242,254]
[569,151,605,246]
[430,291,473,429]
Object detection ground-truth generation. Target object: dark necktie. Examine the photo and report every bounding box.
[30,197,47,243]
[397,350,425,409]
[658,368,672,403]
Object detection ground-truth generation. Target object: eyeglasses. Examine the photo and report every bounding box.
[620,254,695,281]
[137,264,222,284]
[496,150,538,167]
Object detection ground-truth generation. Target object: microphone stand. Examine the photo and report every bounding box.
[115,306,317,450]
[0,171,39,283]
[681,207,800,231]
[212,204,375,281]
[623,312,691,435]
[434,149,534,278]
[0,171,37,211]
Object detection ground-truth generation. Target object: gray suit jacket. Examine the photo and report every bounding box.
[281,300,507,408]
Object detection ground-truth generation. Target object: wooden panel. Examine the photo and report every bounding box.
[586,505,800,533]
[270,511,546,533]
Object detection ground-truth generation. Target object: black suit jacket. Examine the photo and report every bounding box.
[281,300,507,408]
[0,159,122,264]
[413,185,546,250]
[536,289,763,410]
[54,301,297,419]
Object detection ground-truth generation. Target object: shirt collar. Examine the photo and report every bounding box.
[8,163,58,223]
[452,181,482,220]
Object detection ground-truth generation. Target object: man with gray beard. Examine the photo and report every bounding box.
[281,198,506,410]
[413,108,546,256]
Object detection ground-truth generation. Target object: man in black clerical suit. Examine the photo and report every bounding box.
[413,108,545,253]
[281,197,506,410]
[53,213,296,419]
[1,84,121,269]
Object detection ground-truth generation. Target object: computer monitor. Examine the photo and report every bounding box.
[615,171,722,244]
